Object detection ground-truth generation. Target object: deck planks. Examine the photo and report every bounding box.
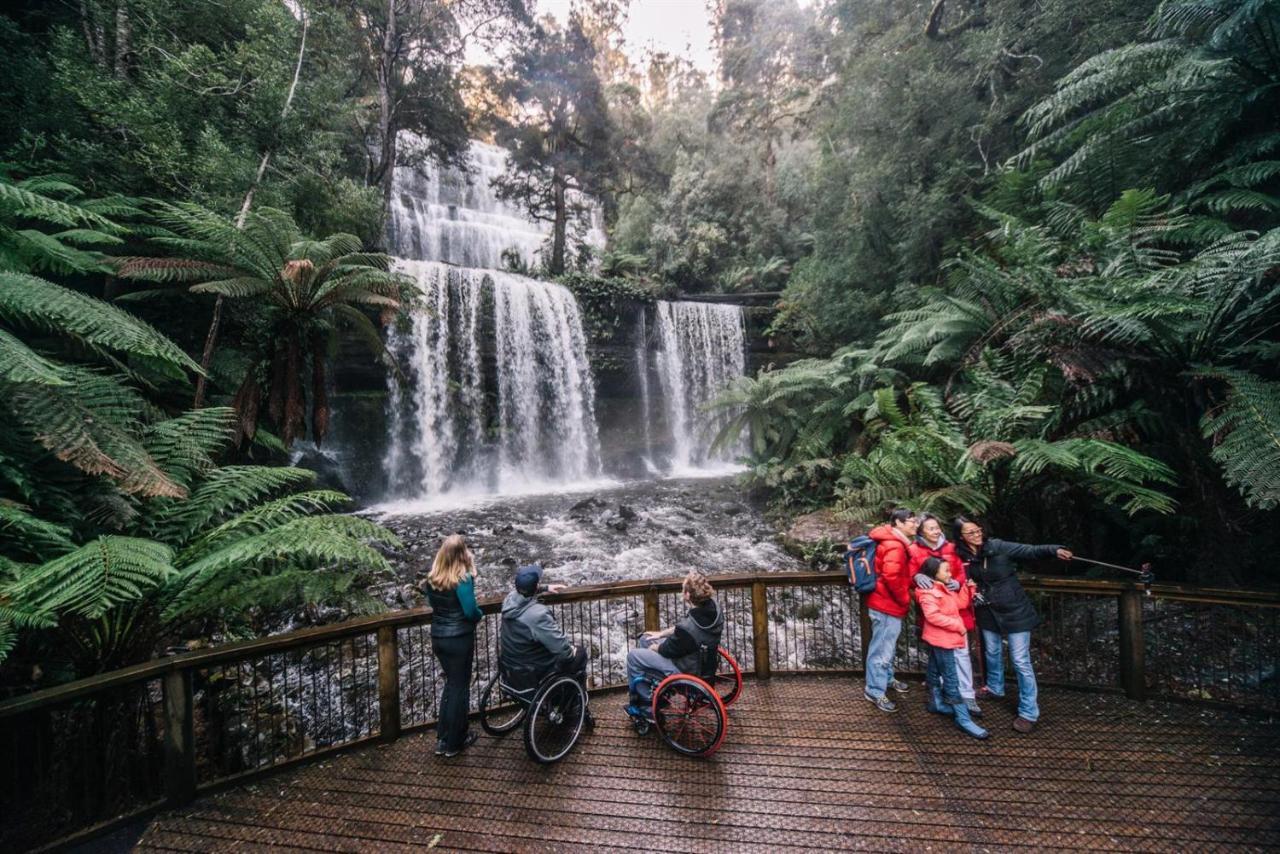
[136,675,1280,852]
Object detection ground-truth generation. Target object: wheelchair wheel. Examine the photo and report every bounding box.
[523,675,587,764]
[652,674,727,758]
[710,647,743,707]
[479,676,526,736]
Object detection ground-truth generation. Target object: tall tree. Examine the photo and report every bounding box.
[346,0,529,204]
[489,12,615,274]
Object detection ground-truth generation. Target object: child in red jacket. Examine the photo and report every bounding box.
[909,514,980,718]
[915,557,988,740]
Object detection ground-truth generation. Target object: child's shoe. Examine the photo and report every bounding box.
[925,687,953,715]
[953,703,989,740]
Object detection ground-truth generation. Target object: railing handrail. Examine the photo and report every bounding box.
[2,570,1276,719]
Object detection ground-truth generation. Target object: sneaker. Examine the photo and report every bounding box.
[1012,716,1037,734]
[583,708,596,730]
[441,730,478,757]
[976,685,1005,701]
[889,679,910,694]
[964,699,983,718]
[434,739,446,756]
[864,692,898,713]
[956,717,989,740]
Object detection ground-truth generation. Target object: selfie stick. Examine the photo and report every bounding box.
[1070,556,1155,593]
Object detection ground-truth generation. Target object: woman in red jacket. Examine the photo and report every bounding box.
[909,514,980,718]
[863,508,918,713]
[914,557,988,739]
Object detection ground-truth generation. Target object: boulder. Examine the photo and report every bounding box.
[617,503,638,520]
[780,509,853,568]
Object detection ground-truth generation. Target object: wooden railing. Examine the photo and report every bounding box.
[1,571,1276,851]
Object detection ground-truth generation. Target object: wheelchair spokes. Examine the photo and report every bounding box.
[652,675,726,757]
[524,675,587,765]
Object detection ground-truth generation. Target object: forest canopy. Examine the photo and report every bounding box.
[1,0,1278,694]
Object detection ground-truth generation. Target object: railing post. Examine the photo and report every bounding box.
[377,626,401,741]
[1118,589,1146,700]
[751,580,771,679]
[162,669,196,806]
[858,592,873,672]
[643,590,660,633]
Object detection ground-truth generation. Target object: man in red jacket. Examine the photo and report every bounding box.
[863,508,919,712]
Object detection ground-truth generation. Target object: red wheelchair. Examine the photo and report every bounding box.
[626,646,742,757]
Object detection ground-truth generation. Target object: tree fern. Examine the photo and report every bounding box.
[3,537,175,620]
[1199,369,1280,509]
[149,466,318,545]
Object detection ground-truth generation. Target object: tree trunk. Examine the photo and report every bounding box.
[79,0,106,68]
[551,172,567,275]
[113,1,131,78]
[373,0,399,205]
[192,7,309,409]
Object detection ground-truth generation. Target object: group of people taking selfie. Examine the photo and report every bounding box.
[863,508,1071,739]
[418,507,1069,757]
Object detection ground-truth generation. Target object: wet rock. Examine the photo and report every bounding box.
[569,497,603,514]
[780,508,852,568]
[608,519,629,533]
[617,504,638,520]
[722,503,744,517]
[681,527,698,537]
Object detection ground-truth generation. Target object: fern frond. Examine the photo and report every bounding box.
[4,537,174,619]
[0,272,200,373]
[1199,369,1280,509]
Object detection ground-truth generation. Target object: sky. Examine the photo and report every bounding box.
[467,0,720,76]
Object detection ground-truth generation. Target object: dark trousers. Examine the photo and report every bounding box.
[432,632,475,750]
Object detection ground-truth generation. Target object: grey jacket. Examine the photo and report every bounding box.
[499,590,573,685]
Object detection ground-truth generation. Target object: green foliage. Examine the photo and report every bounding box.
[116,203,406,446]
[0,173,401,679]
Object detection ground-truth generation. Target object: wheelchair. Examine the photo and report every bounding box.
[478,666,589,764]
[627,646,743,757]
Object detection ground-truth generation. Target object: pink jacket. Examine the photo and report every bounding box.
[914,583,974,650]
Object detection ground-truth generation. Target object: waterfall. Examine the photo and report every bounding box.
[634,308,654,467]
[384,262,600,498]
[385,135,605,271]
[654,301,748,471]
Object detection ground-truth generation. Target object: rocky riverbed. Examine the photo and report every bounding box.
[366,474,805,605]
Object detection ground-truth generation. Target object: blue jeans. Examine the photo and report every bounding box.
[927,643,963,705]
[983,629,1038,721]
[626,635,677,704]
[864,610,903,699]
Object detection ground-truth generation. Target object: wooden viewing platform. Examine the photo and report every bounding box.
[134,675,1280,852]
[4,572,1278,852]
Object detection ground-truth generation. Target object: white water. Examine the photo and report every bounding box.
[654,301,748,470]
[386,135,604,270]
[383,262,601,498]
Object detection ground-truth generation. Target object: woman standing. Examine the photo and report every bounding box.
[424,534,483,757]
[952,517,1072,734]
[909,515,978,717]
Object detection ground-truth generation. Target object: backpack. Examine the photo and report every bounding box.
[844,535,878,593]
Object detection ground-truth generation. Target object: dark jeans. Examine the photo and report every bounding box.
[558,645,589,687]
[926,642,963,706]
[432,632,475,750]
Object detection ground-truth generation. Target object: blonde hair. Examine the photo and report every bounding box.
[682,571,714,606]
[427,534,474,591]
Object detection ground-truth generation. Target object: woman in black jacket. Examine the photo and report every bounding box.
[952,517,1072,734]
[422,534,483,757]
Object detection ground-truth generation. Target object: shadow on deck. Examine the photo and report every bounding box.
[134,675,1280,852]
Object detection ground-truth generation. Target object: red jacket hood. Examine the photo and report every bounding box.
[869,524,911,547]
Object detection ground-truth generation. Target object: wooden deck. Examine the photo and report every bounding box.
[135,675,1280,852]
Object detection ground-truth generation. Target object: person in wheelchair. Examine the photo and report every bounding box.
[626,570,723,716]
[499,564,593,724]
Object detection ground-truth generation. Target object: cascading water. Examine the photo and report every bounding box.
[654,301,748,471]
[381,136,604,502]
[386,135,604,270]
